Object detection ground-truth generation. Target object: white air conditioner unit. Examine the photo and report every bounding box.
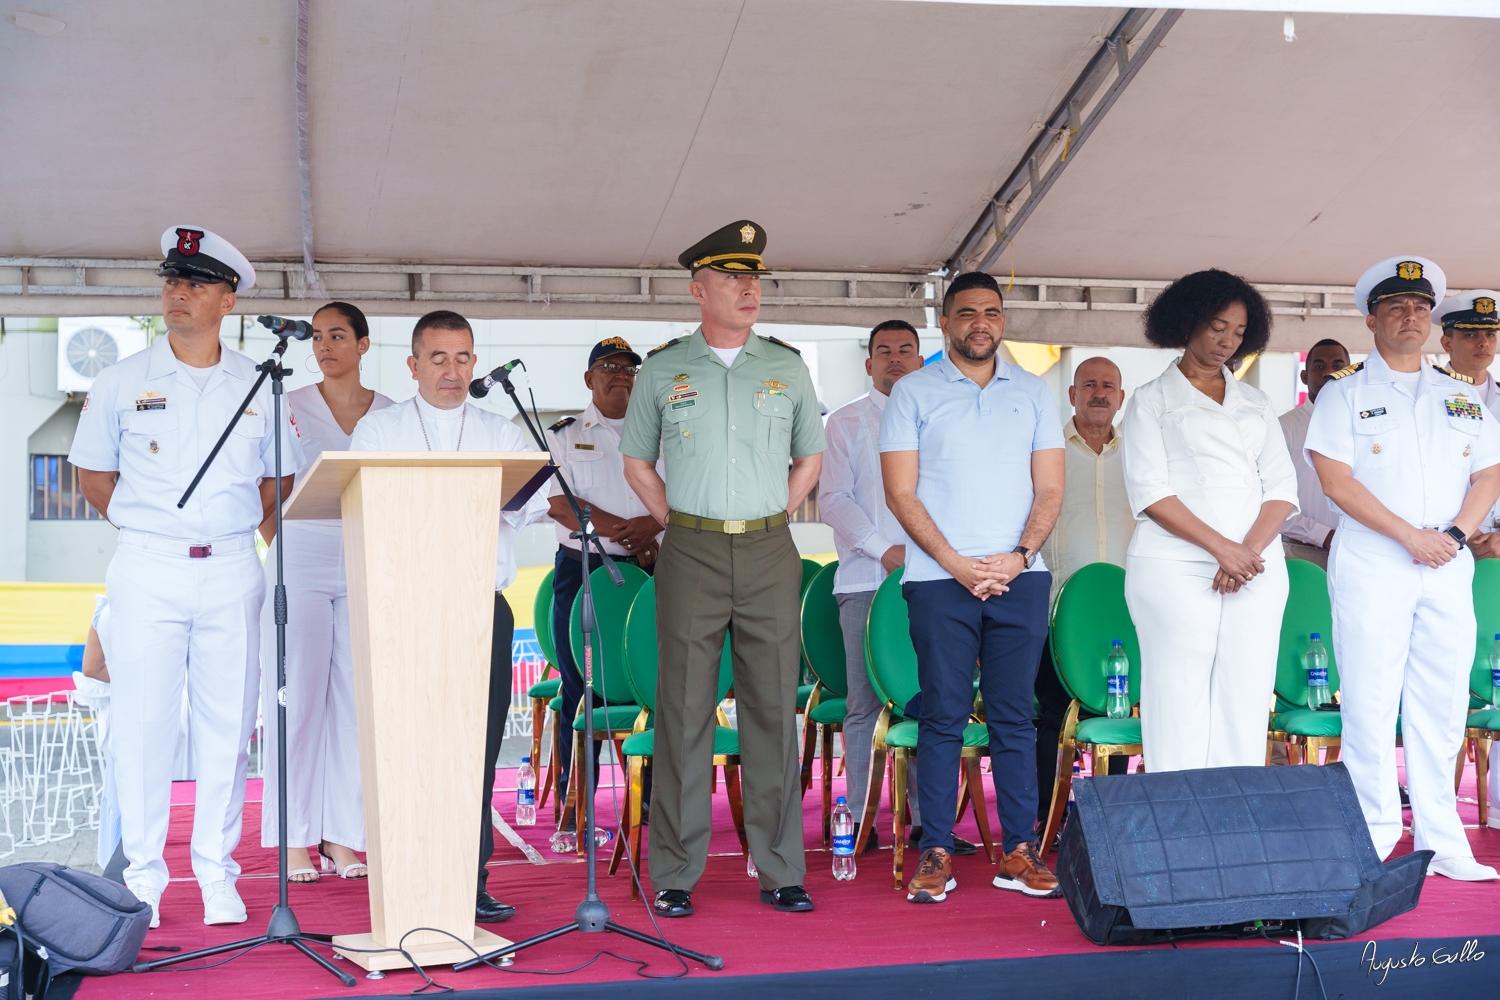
[57,317,150,393]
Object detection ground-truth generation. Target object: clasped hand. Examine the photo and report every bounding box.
[1210,538,1264,595]
[1403,527,1461,568]
[947,551,1026,600]
[607,515,662,564]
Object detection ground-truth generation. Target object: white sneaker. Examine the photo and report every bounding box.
[1428,856,1500,881]
[201,880,248,925]
[128,883,161,929]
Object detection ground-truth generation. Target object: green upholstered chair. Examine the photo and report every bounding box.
[527,569,564,814]
[609,576,746,897]
[1040,563,1144,856]
[1459,560,1500,823]
[1267,559,1343,766]
[795,557,824,703]
[858,568,996,889]
[560,563,649,853]
[797,560,849,845]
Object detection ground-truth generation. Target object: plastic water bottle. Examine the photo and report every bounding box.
[1105,641,1130,720]
[1306,634,1331,709]
[1489,635,1500,708]
[831,796,856,881]
[515,757,536,826]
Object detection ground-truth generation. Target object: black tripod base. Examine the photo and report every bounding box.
[132,906,356,987]
[453,909,723,973]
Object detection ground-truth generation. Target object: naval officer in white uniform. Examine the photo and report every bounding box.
[1307,256,1500,880]
[258,302,393,882]
[70,226,302,927]
[545,337,664,818]
[348,309,550,923]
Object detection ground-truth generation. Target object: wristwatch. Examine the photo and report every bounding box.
[1446,525,1468,548]
[1012,545,1037,569]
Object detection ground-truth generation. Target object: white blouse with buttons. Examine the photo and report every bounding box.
[1121,358,1300,564]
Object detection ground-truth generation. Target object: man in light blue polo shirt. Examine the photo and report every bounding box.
[879,271,1065,904]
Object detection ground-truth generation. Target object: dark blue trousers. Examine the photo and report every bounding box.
[904,572,1050,855]
[551,547,653,808]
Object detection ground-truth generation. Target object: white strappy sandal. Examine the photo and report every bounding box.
[319,842,369,880]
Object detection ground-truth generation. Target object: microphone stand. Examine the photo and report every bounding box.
[135,334,355,987]
[454,373,722,973]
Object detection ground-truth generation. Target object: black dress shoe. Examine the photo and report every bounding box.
[862,828,880,855]
[476,890,516,923]
[653,889,693,918]
[760,885,815,912]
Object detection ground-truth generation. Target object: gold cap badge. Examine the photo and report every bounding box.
[1477,297,1496,316]
[1397,260,1423,281]
[740,224,756,244]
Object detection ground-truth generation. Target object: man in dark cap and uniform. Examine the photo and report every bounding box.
[621,221,825,917]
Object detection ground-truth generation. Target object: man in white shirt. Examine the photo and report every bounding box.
[349,310,550,922]
[69,226,301,928]
[1434,292,1500,560]
[822,321,972,853]
[1034,356,1134,832]
[1278,339,1351,569]
[546,337,664,819]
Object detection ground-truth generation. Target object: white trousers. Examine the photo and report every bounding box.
[259,527,365,851]
[1127,552,1287,773]
[105,534,263,893]
[1329,528,1474,861]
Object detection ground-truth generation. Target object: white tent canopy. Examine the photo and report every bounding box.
[3,1,1498,348]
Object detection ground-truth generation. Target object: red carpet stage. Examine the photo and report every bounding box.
[65,763,1500,1000]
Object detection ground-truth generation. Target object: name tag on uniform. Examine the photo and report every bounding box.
[1359,407,1386,419]
[669,390,698,402]
[573,443,595,451]
[671,399,696,410]
[135,392,166,411]
[1446,396,1484,420]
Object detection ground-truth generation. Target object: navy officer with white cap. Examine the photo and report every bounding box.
[70,227,302,926]
[1306,256,1500,880]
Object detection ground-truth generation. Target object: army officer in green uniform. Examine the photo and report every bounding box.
[622,220,825,917]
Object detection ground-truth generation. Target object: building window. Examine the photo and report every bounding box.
[30,455,106,520]
[789,482,820,523]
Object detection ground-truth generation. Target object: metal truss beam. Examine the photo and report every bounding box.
[945,7,1181,275]
[0,258,944,319]
[998,275,1370,319]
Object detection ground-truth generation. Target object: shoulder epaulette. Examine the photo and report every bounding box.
[1329,362,1363,380]
[548,416,576,432]
[1435,364,1475,385]
[646,338,683,359]
[761,335,801,355]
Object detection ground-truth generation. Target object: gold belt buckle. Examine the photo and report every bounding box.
[722,519,747,534]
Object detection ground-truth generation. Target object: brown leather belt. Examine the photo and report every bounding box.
[668,510,788,534]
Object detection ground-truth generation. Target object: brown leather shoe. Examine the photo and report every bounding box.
[993,841,1061,898]
[905,848,955,903]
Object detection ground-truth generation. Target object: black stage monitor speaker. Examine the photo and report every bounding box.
[1056,762,1431,945]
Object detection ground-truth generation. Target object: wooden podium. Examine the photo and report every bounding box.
[282,451,550,971]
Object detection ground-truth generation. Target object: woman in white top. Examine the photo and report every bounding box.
[1120,270,1299,773]
[258,302,393,880]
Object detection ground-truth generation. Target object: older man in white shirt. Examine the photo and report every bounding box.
[349,310,550,924]
[1278,339,1350,569]
[821,320,955,852]
[1035,357,1134,830]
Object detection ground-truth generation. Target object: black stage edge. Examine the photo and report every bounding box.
[322,933,1498,1000]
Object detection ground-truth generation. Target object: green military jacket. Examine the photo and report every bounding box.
[620,327,826,521]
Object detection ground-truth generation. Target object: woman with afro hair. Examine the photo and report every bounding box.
[1119,269,1301,773]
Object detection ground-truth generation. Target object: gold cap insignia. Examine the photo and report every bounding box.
[740,224,756,244]
[601,336,633,351]
[1477,297,1496,316]
[1397,260,1423,281]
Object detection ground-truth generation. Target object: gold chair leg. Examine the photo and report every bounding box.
[965,755,997,864]
[821,724,834,848]
[855,740,886,855]
[530,697,546,806]
[892,750,908,891]
[800,719,818,797]
[1478,737,1491,828]
[724,763,750,857]
[609,758,630,878]
[1323,741,1340,764]
[631,755,648,899]
[1041,701,1080,856]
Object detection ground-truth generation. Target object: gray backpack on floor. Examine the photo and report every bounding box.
[0,863,151,977]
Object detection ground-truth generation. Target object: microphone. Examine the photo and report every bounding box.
[469,359,523,398]
[257,315,314,340]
